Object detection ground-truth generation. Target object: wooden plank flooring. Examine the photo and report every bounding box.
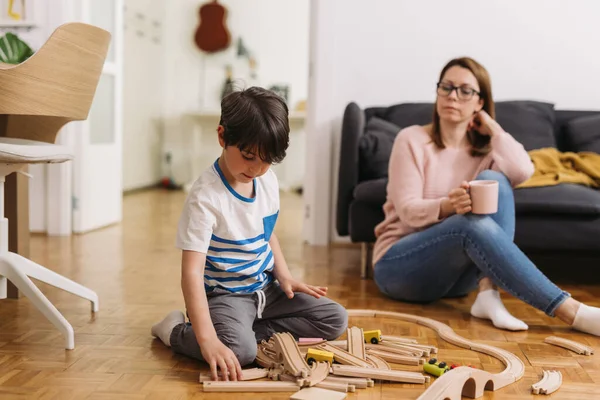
[1,189,599,399]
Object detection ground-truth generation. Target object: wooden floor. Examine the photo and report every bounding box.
[1,189,600,399]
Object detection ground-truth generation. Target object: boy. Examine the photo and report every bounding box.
[151,87,348,381]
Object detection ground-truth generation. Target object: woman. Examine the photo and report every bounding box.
[373,57,599,335]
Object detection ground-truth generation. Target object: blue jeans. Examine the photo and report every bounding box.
[374,170,569,317]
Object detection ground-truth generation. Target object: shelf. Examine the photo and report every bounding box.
[0,20,37,29]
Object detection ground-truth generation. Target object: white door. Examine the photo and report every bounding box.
[72,0,124,233]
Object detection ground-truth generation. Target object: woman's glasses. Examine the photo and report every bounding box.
[436,82,480,101]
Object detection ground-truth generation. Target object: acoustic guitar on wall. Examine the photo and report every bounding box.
[194,0,231,53]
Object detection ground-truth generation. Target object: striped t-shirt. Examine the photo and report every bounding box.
[176,158,279,293]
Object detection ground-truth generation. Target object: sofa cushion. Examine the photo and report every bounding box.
[378,103,434,129]
[516,214,600,252]
[358,118,401,180]
[353,178,387,205]
[564,114,600,153]
[494,101,557,151]
[515,184,600,216]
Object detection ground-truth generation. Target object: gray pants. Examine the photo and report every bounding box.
[170,281,348,366]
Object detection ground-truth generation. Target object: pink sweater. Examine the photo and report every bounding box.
[372,125,535,265]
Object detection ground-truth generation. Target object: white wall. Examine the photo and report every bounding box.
[305,0,600,245]
[122,0,166,191]
[162,0,309,189]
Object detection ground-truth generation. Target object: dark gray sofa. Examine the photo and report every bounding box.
[336,100,600,279]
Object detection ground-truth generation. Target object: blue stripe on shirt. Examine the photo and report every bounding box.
[226,274,273,293]
[205,251,274,282]
[208,244,268,254]
[211,233,265,245]
[205,255,262,274]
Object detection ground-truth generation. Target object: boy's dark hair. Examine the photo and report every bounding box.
[219,86,290,164]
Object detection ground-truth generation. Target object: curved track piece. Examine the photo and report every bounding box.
[544,336,594,355]
[272,332,311,378]
[366,354,391,370]
[317,343,371,368]
[348,309,525,399]
[304,361,330,387]
[531,370,562,395]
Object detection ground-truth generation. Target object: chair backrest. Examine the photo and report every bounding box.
[0,22,111,143]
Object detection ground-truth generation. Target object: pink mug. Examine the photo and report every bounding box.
[468,180,499,214]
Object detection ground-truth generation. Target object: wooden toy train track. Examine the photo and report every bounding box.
[347,309,526,400]
[202,309,534,399]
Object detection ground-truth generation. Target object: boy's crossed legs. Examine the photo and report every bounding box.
[152,282,348,366]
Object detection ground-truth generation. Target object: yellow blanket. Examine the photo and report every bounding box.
[517,147,600,189]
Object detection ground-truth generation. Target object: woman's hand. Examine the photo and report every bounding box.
[446,181,472,215]
[278,276,327,299]
[469,110,503,137]
[199,335,243,381]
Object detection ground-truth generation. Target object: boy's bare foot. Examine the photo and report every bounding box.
[151,310,185,347]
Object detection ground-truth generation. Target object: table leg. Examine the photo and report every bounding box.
[4,171,30,298]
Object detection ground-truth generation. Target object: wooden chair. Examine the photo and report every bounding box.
[0,22,111,349]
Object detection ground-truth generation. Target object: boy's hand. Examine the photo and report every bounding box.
[278,276,327,299]
[200,336,243,381]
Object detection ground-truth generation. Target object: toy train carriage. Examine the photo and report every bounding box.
[423,358,450,377]
[363,329,382,344]
[306,348,334,365]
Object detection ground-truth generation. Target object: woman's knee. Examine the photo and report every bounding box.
[374,269,440,304]
[475,169,508,183]
[474,169,514,203]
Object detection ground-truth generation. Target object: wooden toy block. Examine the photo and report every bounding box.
[544,336,594,355]
[531,370,562,395]
[202,381,300,392]
[290,386,348,400]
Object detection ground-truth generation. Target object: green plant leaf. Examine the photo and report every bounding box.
[0,32,34,64]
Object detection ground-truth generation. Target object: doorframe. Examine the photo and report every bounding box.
[303,0,337,246]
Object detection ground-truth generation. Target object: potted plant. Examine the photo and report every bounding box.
[0,32,33,64]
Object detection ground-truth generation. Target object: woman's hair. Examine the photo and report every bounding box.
[431,57,494,156]
[220,86,290,164]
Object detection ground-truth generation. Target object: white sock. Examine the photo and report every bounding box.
[151,310,185,347]
[572,304,600,336]
[470,290,528,331]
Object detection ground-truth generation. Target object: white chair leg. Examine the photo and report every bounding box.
[0,275,7,299]
[0,260,74,349]
[6,252,98,312]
